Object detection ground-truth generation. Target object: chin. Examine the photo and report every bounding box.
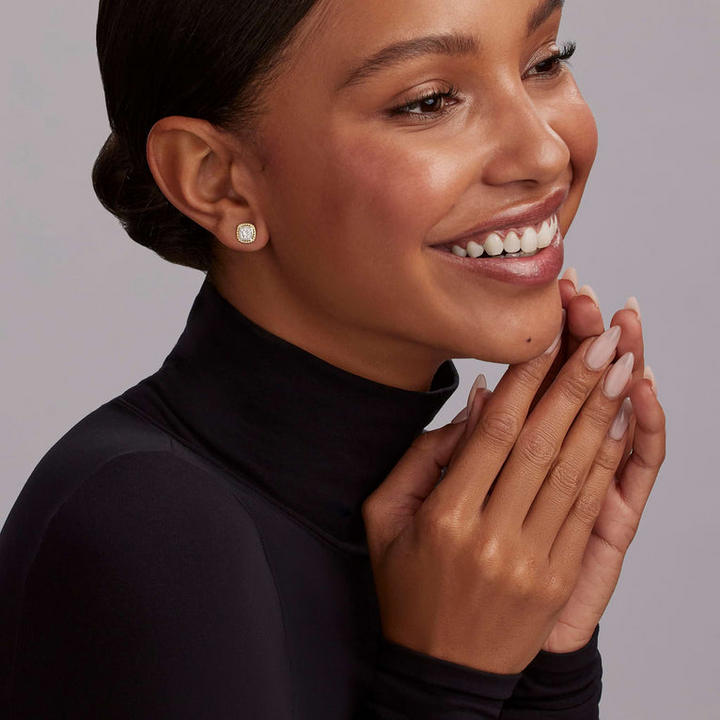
[457,300,563,365]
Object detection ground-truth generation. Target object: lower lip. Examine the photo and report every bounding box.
[428,230,564,287]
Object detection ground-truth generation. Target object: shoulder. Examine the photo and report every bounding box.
[25,448,276,617]
[2,398,274,616]
[45,447,265,561]
[5,418,292,717]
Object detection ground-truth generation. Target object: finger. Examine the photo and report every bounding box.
[550,397,634,566]
[566,292,604,350]
[362,421,467,548]
[609,302,645,472]
[482,327,624,531]
[615,378,666,517]
[559,267,578,308]
[450,387,493,466]
[529,309,568,414]
[610,305,644,376]
[424,323,565,525]
[514,350,635,546]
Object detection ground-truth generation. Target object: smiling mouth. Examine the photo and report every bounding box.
[435,214,559,258]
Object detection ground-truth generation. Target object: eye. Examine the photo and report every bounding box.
[388,85,461,121]
[525,41,577,79]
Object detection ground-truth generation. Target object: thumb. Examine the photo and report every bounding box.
[362,420,467,549]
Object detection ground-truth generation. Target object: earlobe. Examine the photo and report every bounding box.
[146,115,269,252]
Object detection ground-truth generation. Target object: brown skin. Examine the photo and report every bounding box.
[146,0,666,672]
[147,0,597,391]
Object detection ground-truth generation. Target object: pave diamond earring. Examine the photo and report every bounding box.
[236,223,257,244]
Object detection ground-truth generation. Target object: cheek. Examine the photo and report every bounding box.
[554,86,598,184]
[564,95,598,180]
[547,83,598,228]
[318,131,467,249]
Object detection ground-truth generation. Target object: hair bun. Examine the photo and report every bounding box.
[91,130,213,271]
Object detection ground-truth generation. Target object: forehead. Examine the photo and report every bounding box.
[285,0,562,81]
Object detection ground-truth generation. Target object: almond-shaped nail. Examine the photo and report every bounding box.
[608,397,633,440]
[578,284,600,308]
[561,267,579,292]
[644,365,658,396]
[584,325,622,370]
[543,309,566,355]
[466,373,487,413]
[603,351,635,398]
[624,296,641,321]
[451,406,469,424]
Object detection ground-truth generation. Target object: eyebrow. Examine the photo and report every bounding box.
[335,0,565,92]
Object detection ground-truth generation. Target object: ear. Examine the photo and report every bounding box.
[146,116,269,252]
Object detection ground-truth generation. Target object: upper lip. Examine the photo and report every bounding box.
[430,187,569,246]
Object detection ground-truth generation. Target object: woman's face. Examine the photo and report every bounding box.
[226,0,597,387]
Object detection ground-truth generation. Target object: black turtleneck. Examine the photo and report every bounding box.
[0,278,602,718]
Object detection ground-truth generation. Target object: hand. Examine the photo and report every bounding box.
[362,323,636,675]
[539,272,666,653]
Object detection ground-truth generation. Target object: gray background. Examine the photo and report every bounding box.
[2,1,718,716]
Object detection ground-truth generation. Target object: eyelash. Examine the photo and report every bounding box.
[388,41,577,121]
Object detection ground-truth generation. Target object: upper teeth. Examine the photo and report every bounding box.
[449,215,558,258]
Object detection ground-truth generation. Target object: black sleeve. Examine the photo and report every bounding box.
[357,627,601,720]
[9,453,295,719]
[499,625,602,718]
[357,636,522,719]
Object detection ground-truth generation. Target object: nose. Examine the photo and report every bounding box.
[480,87,570,188]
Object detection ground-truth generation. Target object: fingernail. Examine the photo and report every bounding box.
[543,309,566,355]
[624,296,641,321]
[603,352,635,398]
[578,284,600,307]
[561,267,579,291]
[584,325,622,371]
[466,389,493,433]
[608,397,633,440]
[451,406,469,424]
[644,365,658,396]
[466,373,487,413]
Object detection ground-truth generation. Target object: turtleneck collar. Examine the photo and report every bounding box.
[120,278,459,551]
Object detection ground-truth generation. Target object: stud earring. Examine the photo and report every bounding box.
[236,223,257,244]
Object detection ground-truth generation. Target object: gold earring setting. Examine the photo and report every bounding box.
[236,223,257,244]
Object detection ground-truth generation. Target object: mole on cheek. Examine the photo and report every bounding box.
[526,338,532,343]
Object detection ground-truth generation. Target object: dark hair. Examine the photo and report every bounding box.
[92,0,321,271]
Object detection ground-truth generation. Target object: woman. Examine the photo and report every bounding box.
[0,0,666,717]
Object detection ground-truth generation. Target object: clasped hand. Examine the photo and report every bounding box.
[362,269,666,674]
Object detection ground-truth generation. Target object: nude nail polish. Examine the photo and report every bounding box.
[584,325,622,371]
[578,284,600,307]
[609,398,633,441]
[561,267,579,291]
[644,365,658,396]
[624,296,641,321]
[451,406,469,424]
[603,352,635,398]
[467,373,487,413]
[543,309,566,355]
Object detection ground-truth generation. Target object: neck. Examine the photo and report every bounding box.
[208,264,448,392]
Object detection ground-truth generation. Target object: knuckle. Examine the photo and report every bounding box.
[593,442,622,474]
[473,534,507,577]
[581,402,613,433]
[513,359,546,388]
[420,507,464,545]
[546,460,584,501]
[479,410,520,445]
[558,372,593,405]
[543,570,571,606]
[515,427,556,469]
[509,556,540,596]
[571,492,603,527]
